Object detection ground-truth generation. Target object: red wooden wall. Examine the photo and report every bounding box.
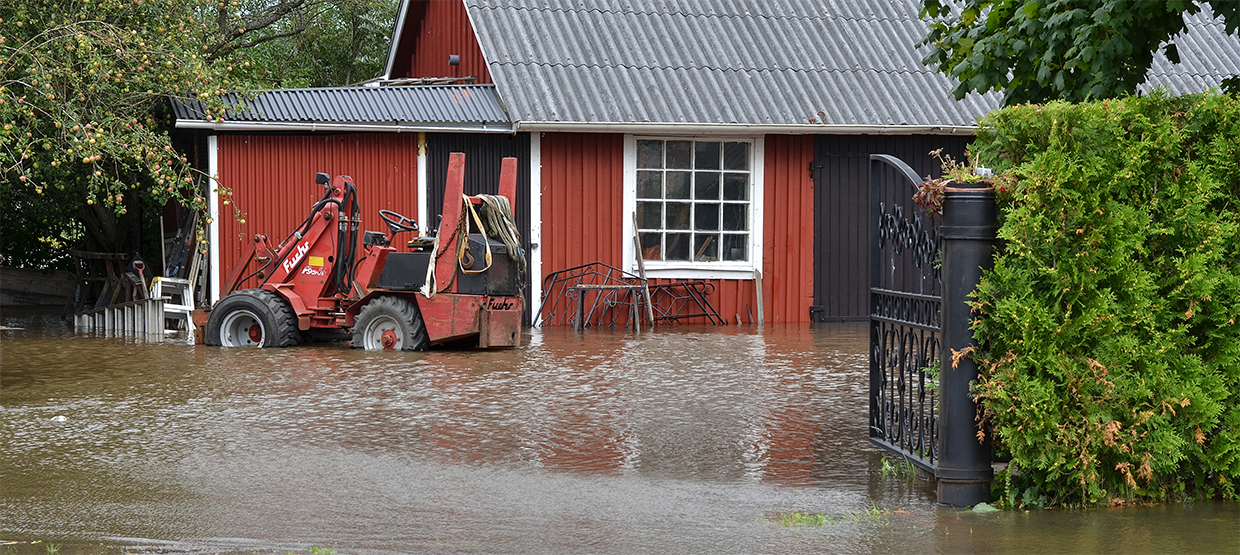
[761,134,816,323]
[215,134,420,291]
[397,0,492,83]
[538,132,816,324]
[539,132,626,274]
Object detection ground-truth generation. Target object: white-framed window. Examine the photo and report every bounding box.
[623,135,764,279]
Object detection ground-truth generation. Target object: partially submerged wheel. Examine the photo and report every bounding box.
[204,289,300,348]
[350,295,429,351]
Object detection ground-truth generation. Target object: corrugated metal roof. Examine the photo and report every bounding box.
[1144,9,1240,94]
[465,0,1240,129]
[172,85,511,130]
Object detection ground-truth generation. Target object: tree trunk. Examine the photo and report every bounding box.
[77,196,143,257]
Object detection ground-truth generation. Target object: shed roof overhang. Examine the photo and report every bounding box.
[175,120,514,133]
[172,84,514,134]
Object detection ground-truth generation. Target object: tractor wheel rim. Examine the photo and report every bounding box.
[365,315,402,350]
[220,309,264,347]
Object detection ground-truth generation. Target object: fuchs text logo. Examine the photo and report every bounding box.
[283,241,311,274]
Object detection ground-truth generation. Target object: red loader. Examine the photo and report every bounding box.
[203,153,524,350]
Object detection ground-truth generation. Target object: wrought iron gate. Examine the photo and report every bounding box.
[868,154,941,472]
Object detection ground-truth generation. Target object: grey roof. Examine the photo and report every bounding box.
[1144,8,1240,94]
[466,0,996,129]
[463,0,1240,130]
[172,85,512,132]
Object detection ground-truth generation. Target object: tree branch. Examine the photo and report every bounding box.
[205,0,312,60]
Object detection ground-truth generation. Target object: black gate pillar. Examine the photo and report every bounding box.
[936,184,997,507]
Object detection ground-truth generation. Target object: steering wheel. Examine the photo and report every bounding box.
[379,209,418,235]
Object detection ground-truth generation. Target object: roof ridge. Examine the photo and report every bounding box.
[240,84,497,94]
[489,60,939,76]
[1145,72,1237,78]
[469,3,919,24]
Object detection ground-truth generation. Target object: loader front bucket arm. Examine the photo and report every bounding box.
[220,233,276,296]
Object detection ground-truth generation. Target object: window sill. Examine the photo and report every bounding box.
[635,264,757,281]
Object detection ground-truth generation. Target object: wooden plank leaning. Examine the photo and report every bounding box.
[631,212,656,327]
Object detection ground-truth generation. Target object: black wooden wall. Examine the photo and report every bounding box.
[426,132,531,239]
[426,132,533,320]
[811,134,972,321]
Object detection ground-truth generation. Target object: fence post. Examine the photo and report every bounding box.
[936,183,997,507]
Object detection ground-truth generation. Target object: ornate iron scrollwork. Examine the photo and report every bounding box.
[869,155,942,472]
[878,202,941,296]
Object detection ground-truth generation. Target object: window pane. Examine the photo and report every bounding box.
[666,141,692,169]
[695,202,719,231]
[666,171,691,199]
[695,141,721,169]
[694,234,719,261]
[637,140,663,169]
[723,173,749,200]
[723,234,748,261]
[666,203,691,230]
[637,171,662,199]
[724,142,749,170]
[666,233,691,260]
[640,232,662,260]
[630,139,754,267]
[695,171,720,200]
[638,202,662,230]
[722,204,747,231]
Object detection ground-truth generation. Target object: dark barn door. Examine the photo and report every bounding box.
[811,135,971,321]
[426,132,533,320]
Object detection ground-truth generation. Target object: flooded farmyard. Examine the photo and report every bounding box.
[1,309,1236,554]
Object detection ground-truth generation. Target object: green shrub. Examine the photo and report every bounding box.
[968,92,1240,507]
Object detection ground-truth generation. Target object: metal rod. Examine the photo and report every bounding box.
[754,269,764,328]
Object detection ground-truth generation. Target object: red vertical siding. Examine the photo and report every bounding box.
[539,132,815,325]
[407,0,491,83]
[539,132,625,273]
[762,135,816,323]
[215,134,419,291]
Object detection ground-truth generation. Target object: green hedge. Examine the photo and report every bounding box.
[968,92,1240,507]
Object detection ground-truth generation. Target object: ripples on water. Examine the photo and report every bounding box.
[1,309,1236,554]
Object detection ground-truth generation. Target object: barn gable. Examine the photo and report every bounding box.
[382,0,491,84]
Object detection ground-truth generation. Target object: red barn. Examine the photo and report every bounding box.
[175,1,982,324]
[380,0,981,324]
[175,0,1233,324]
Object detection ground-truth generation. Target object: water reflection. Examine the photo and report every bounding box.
[1,310,1236,554]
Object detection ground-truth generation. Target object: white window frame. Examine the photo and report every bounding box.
[622,135,764,280]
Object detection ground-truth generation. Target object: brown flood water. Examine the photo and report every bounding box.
[1,308,1236,554]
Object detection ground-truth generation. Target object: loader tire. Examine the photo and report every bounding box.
[350,295,429,351]
[205,289,301,348]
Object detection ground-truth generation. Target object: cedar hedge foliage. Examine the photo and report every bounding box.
[968,92,1240,508]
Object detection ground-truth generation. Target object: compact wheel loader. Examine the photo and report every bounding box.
[203,153,524,350]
